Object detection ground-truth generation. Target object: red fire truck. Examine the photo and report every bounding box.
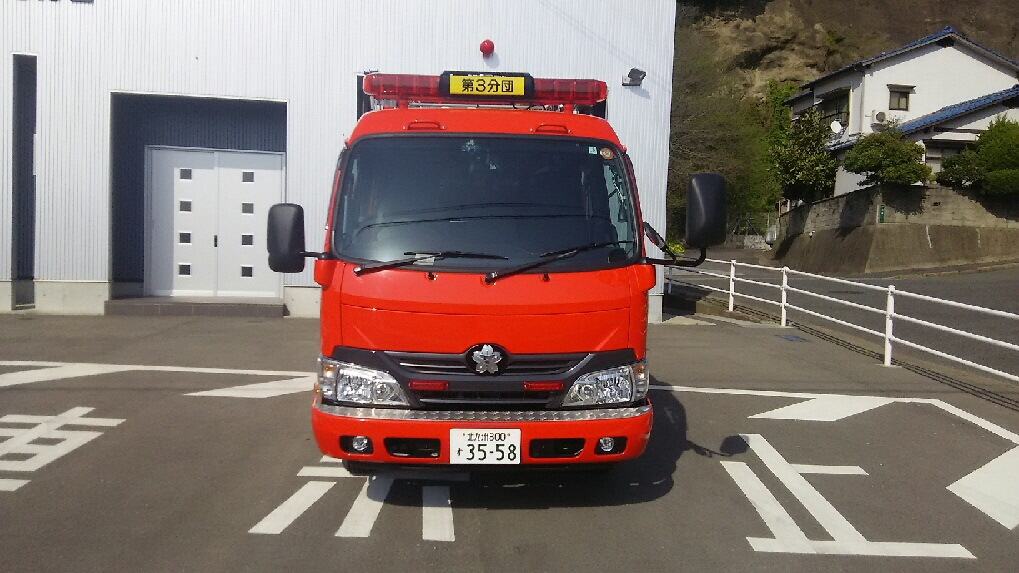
[267,72,725,467]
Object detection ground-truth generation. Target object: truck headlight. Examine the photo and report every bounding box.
[562,360,649,407]
[317,357,409,406]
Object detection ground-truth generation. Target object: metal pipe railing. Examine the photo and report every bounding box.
[665,258,1018,384]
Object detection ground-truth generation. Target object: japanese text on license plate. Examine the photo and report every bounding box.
[449,429,521,464]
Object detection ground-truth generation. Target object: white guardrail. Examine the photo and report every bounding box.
[667,259,1019,384]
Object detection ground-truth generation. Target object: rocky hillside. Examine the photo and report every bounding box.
[683,0,1019,98]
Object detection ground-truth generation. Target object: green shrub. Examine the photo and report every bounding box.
[984,169,1019,195]
[938,116,1019,195]
[937,150,984,188]
[843,127,931,186]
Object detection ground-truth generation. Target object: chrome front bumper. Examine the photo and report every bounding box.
[314,402,652,422]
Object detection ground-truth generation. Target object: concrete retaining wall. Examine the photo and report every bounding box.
[775,185,1019,274]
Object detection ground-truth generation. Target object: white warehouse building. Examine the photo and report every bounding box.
[2,0,677,319]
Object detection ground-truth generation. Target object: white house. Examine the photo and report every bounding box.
[2,0,677,319]
[789,26,1019,196]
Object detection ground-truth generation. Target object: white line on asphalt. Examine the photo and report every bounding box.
[927,400,1019,445]
[249,481,336,534]
[298,466,356,479]
[743,434,867,543]
[187,376,315,398]
[0,407,124,472]
[0,364,135,388]
[750,396,896,422]
[0,478,30,492]
[0,360,310,379]
[790,464,868,475]
[729,434,974,558]
[422,486,455,542]
[947,447,1019,530]
[720,461,813,553]
[336,475,395,538]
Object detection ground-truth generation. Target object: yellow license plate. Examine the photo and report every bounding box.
[448,74,525,96]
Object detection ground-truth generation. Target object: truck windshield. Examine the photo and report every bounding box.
[333,136,639,272]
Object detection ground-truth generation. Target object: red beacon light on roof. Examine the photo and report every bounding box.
[362,72,607,109]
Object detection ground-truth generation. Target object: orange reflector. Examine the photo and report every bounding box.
[523,381,564,392]
[408,380,449,391]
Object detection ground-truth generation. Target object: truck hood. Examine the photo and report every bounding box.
[321,263,637,355]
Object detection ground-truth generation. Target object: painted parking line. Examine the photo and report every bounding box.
[0,360,313,398]
[651,384,1019,534]
[0,478,30,492]
[187,376,315,398]
[253,460,466,541]
[0,406,125,492]
[947,447,1019,529]
[337,475,396,538]
[727,434,973,558]
[249,481,336,535]
[422,486,455,542]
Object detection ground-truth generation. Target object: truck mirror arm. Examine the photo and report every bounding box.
[301,251,334,260]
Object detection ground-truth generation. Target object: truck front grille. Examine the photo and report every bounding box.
[388,351,583,377]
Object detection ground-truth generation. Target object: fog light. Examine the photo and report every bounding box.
[597,437,615,452]
[351,436,371,452]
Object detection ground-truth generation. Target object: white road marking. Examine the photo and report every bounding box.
[249,481,336,534]
[750,396,896,422]
[928,401,1019,445]
[726,434,974,558]
[187,375,315,398]
[0,364,135,388]
[659,315,714,326]
[0,478,30,492]
[422,486,455,542]
[0,360,310,378]
[790,464,868,475]
[336,475,395,538]
[721,461,813,553]
[947,447,1019,530]
[744,434,866,542]
[298,465,356,479]
[652,385,1019,447]
[0,407,125,472]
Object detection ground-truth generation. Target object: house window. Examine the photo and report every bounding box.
[818,91,849,129]
[890,90,910,111]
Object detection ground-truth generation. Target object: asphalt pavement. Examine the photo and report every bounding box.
[1,313,1017,572]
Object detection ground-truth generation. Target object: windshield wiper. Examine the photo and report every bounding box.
[353,251,508,276]
[483,241,632,284]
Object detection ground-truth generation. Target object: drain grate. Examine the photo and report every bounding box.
[779,334,809,342]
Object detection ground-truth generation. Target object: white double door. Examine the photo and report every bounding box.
[147,148,284,298]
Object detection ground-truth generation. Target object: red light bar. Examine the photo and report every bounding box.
[531,79,606,106]
[363,74,442,101]
[362,73,606,107]
[523,381,564,392]
[408,380,449,392]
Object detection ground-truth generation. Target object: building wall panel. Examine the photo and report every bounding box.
[2,0,675,296]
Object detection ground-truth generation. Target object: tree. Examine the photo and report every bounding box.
[667,25,782,239]
[938,116,1019,195]
[771,107,838,202]
[843,126,932,187]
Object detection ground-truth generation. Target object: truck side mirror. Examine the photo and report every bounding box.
[267,203,307,273]
[686,173,726,248]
